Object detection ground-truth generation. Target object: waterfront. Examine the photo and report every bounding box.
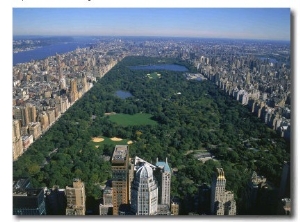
[13,42,89,65]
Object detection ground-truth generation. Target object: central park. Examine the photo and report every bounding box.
[13,56,290,215]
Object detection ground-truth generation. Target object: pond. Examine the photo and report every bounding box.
[115,90,133,99]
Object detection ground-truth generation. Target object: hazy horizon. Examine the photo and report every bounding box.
[13,8,290,41]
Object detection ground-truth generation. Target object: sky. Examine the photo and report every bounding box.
[13,8,290,41]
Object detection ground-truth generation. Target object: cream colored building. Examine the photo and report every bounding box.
[66,179,86,215]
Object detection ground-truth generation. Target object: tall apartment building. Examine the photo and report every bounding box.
[69,78,79,104]
[39,111,49,131]
[45,186,67,215]
[26,103,37,123]
[65,178,86,215]
[82,74,89,93]
[47,108,56,126]
[60,77,67,90]
[279,161,290,199]
[198,183,211,215]
[155,158,171,207]
[111,145,130,215]
[13,106,29,127]
[13,188,46,215]
[61,95,70,113]
[28,122,42,140]
[22,134,33,151]
[210,168,236,215]
[130,162,158,215]
[99,185,113,215]
[13,177,46,215]
[243,171,267,214]
[130,156,171,215]
[13,120,23,161]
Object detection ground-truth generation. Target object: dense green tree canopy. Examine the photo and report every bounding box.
[13,56,290,214]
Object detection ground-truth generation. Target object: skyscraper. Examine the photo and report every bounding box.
[210,168,236,215]
[69,78,79,104]
[131,162,158,215]
[99,185,113,215]
[13,106,29,127]
[82,74,89,93]
[13,177,46,215]
[39,111,49,131]
[27,103,37,123]
[111,145,130,215]
[45,186,67,215]
[13,188,46,215]
[65,178,86,215]
[243,171,267,214]
[246,72,251,85]
[13,120,23,161]
[155,158,171,207]
[279,161,290,199]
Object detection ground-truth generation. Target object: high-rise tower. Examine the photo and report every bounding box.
[131,162,158,215]
[155,158,171,207]
[13,106,29,127]
[210,168,236,215]
[65,178,86,215]
[13,120,23,161]
[111,145,130,215]
[69,78,79,104]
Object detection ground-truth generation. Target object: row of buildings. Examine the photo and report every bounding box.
[12,145,236,215]
[13,45,125,161]
[13,145,291,215]
[100,145,173,215]
[197,55,291,140]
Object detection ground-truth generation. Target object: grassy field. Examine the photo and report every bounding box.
[108,113,157,126]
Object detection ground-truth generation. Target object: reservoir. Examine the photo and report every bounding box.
[258,57,278,64]
[129,64,188,72]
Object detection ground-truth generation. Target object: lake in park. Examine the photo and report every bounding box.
[129,64,188,72]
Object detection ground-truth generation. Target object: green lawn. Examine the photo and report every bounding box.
[108,113,158,126]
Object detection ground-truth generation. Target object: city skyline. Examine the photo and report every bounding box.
[13,8,290,41]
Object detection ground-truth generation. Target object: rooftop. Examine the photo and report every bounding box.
[156,160,171,173]
[112,145,128,162]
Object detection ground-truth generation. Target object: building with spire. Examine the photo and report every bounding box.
[210,168,236,215]
[130,162,158,215]
[155,158,171,207]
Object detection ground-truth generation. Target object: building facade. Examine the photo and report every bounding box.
[13,178,46,215]
[131,162,158,215]
[99,185,113,215]
[111,145,130,215]
[210,168,236,215]
[65,178,86,215]
[13,120,23,161]
[155,158,171,207]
